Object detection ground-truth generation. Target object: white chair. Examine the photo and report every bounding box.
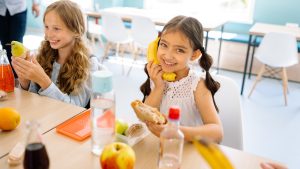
[248,32,298,106]
[87,20,104,48]
[214,75,243,150]
[126,15,158,76]
[100,11,133,71]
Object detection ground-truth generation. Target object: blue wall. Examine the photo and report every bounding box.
[253,0,300,25]
[26,0,300,35]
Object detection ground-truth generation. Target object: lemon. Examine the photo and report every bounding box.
[0,107,21,131]
[11,41,26,58]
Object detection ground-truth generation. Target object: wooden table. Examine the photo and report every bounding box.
[86,7,227,72]
[0,88,85,158]
[0,130,277,169]
[240,23,300,95]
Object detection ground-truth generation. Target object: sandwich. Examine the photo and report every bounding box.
[131,100,167,125]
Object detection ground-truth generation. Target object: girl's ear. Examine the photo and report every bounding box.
[191,49,202,61]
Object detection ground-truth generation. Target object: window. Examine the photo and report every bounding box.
[144,0,255,23]
[43,0,93,10]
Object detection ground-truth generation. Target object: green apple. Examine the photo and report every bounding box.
[115,119,128,135]
[100,142,135,169]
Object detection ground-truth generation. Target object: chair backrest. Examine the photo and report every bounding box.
[255,32,298,67]
[131,15,158,48]
[213,75,243,150]
[101,11,131,43]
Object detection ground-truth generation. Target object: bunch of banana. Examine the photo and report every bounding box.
[11,41,26,58]
[193,138,235,169]
[147,37,176,82]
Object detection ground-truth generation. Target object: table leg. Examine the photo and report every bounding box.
[205,31,209,51]
[240,34,252,95]
[248,36,257,79]
[216,25,224,74]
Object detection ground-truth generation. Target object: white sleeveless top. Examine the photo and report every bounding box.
[151,70,204,126]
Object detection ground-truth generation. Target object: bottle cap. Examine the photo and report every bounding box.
[168,106,180,120]
[92,70,113,93]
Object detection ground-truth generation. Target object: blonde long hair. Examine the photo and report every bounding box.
[37,0,89,94]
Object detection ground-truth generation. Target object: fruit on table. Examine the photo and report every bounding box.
[0,107,21,131]
[147,37,176,82]
[100,142,135,169]
[115,119,128,135]
[193,138,235,169]
[11,41,26,58]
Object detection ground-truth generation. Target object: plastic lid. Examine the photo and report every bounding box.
[168,106,181,120]
[92,70,113,93]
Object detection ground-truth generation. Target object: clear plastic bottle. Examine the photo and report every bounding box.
[158,106,184,169]
[23,120,50,169]
[90,70,115,156]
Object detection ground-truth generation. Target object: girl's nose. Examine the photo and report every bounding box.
[163,49,174,60]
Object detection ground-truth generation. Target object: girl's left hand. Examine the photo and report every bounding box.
[146,121,166,137]
[12,57,51,89]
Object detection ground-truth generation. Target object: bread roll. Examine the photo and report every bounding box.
[131,100,166,124]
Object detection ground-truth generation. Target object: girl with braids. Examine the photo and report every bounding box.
[141,15,223,142]
[12,0,98,107]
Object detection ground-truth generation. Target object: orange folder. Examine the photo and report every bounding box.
[56,109,91,141]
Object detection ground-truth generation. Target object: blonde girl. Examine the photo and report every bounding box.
[12,0,97,107]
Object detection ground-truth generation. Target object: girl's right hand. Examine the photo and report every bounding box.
[147,61,165,89]
[260,162,288,169]
[11,57,30,90]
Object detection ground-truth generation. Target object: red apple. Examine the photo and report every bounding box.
[100,142,135,169]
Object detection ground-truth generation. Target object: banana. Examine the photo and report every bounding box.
[207,143,235,169]
[147,37,176,82]
[147,37,160,64]
[11,41,26,58]
[193,139,235,169]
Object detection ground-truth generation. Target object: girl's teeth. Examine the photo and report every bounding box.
[165,61,174,65]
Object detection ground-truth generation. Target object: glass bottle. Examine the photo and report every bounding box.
[158,106,184,169]
[0,49,14,92]
[90,70,115,156]
[23,120,50,169]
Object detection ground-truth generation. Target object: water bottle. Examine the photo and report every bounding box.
[90,70,115,156]
[23,120,50,169]
[158,106,184,169]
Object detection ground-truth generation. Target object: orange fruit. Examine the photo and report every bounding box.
[0,107,21,131]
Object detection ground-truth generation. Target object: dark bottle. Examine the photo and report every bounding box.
[23,121,49,169]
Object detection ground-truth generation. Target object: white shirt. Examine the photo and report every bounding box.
[151,70,205,126]
[0,0,39,16]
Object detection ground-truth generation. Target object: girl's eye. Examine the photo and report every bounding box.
[159,42,167,48]
[54,27,60,31]
[44,25,48,29]
[177,48,185,53]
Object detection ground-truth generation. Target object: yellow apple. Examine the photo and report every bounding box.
[115,119,128,135]
[0,107,21,131]
[11,41,26,58]
[100,142,135,169]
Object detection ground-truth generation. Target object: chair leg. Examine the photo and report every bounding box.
[116,43,125,75]
[126,47,140,76]
[102,42,111,63]
[282,68,288,106]
[248,64,265,98]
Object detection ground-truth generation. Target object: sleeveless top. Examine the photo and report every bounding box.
[151,70,204,126]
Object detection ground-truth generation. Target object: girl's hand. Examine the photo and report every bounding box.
[147,61,165,89]
[145,121,166,137]
[11,57,51,89]
[260,162,288,169]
